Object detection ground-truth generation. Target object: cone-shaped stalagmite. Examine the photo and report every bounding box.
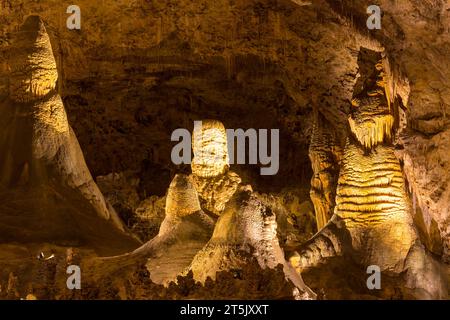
[0,16,136,252]
[8,16,58,103]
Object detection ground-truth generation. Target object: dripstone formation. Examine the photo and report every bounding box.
[119,119,314,297]
[0,0,448,300]
[290,57,447,299]
[0,16,135,250]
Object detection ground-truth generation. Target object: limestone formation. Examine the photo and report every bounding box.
[348,62,394,149]
[191,171,241,215]
[8,15,58,103]
[191,120,241,216]
[0,0,448,301]
[165,174,201,218]
[111,120,242,283]
[191,120,229,178]
[189,189,316,300]
[0,16,131,244]
[309,112,341,230]
[291,56,447,299]
[124,174,215,284]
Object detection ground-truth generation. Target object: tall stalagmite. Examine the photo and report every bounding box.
[0,16,135,250]
[290,55,447,299]
[124,174,215,284]
[189,189,316,300]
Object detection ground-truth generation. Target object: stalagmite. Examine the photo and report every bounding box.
[189,189,316,300]
[107,120,242,283]
[309,112,341,230]
[191,172,241,215]
[187,119,315,298]
[290,55,447,299]
[8,16,58,103]
[165,173,201,218]
[0,16,135,249]
[191,119,241,215]
[124,120,308,292]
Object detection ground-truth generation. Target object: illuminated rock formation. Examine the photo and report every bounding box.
[191,171,241,215]
[334,141,416,269]
[191,120,229,178]
[114,120,241,283]
[191,120,241,215]
[0,16,133,248]
[189,189,316,299]
[187,120,315,298]
[165,174,201,218]
[309,112,341,230]
[348,62,394,149]
[127,174,215,284]
[291,57,447,298]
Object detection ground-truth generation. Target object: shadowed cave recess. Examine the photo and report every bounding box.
[0,0,448,300]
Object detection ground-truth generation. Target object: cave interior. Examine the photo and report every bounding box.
[0,0,449,300]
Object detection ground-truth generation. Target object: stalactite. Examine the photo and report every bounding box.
[348,114,394,149]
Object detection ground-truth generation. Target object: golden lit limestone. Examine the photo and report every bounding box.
[348,114,393,149]
[349,61,393,149]
[190,119,240,216]
[188,189,316,299]
[127,173,214,284]
[333,139,416,270]
[290,56,446,298]
[309,113,340,230]
[191,120,229,178]
[165,174,201,218]
[191,171,241,215]
[5,16,126,232]
[32,95,70,160]
[9,16,58,103]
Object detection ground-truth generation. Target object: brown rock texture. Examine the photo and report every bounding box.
[309,111,341,229]
[0,0,448,300]
[189,189,316,299]
[0,16,137,252]
[191,171,241,215]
